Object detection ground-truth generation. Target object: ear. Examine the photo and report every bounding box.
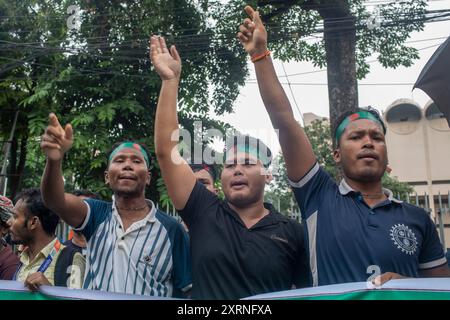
[104,171,109,185]
[146,171,151,186]
[333,148,341,165]
[28,216,39,231]
[212,187,219,195]
[264,170,273,184]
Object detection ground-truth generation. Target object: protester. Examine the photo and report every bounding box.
[40,118,191,297]
[189,162,218,195]
[8,189,85,289]
[151,35,308,299]
[237,5,450,286]
[0,196,20,280]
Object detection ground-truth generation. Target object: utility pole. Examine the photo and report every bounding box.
[0,110,19,195]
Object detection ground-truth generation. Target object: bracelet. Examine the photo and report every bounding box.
[251,50,271,63]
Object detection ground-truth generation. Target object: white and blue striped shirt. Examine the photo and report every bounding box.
[76,197,191,297]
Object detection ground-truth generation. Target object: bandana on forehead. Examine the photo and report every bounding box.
[108,142,150,167]
[226,144,272,168]
[335,111,384,144]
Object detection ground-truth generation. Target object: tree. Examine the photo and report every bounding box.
[266,119,413,213]
[211,0,429,136]
[0,0,239,201]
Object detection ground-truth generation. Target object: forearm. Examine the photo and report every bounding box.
[254,57,316,181]
[41,159,66,212]
[41,159,86,227]
[154,79,181,159]
[154,78,196,209]
[254,57,295,127]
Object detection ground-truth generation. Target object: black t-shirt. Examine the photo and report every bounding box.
[179,182,309,300]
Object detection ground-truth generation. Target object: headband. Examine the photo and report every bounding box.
[108,142,150,167]
[335,111,384,144]
[227,144,272,168]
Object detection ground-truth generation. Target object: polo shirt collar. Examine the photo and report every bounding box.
[111,196,157,224]
[20,237,57,266]
[223,201,287,229]
[339,178,403,204]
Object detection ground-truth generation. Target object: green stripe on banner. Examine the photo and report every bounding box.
[282,290,450,300]
[0,290,62,300]
[245,278,450,300]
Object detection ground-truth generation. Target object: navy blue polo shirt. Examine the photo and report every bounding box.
[290,162,447,286]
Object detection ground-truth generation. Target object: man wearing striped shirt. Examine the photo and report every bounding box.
[39,115,191,297]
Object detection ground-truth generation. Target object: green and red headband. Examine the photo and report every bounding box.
[226,143,272,168]
[108,142,150,168]
[335,111,385,144]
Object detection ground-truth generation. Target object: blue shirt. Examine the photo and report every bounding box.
[76,197,191,297]
[290,162,447,286]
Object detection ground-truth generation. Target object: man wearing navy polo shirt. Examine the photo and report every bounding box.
[39,115,191,297]
[238,6,450,286]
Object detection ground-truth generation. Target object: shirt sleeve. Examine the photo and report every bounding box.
[288,162,336,220]
[74,199,111,242]
[178,181,220,228]
[418,214,447,270]
[0,248,20,280]
[170,221,192,294]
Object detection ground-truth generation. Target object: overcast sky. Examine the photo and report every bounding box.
[213,0,450,156]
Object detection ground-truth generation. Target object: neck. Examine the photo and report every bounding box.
[228,200,268,229]
[115,194,149,212]
[344,176,383,194]
[344,176,387,206]
[27,233,56,261]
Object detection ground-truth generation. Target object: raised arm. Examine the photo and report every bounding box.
[151,36,196,210]
[40,113,87,227]
[238,6,316,182]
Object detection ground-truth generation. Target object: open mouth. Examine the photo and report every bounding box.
[118,176,137,181]
[357,153,379,160]
[230,180,248,189]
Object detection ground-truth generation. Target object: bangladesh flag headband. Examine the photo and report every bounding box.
[227,144,272,168]
[108,142,150,167]
[335,111,385,144]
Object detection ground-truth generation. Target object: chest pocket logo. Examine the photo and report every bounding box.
[390,224,418,255]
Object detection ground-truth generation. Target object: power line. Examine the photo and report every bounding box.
[248,42,443,81]
[280,62,304,125]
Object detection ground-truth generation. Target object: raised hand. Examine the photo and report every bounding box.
[150,36,181,81]
[237,6,268,57]
[41,113,73,162]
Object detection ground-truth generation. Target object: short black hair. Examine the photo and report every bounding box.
[334,106,387,146]
[72,189,100,199]
[106,141,153,169]
[14,188,60,236]
[224,134,272,168]
[189,163,218,181]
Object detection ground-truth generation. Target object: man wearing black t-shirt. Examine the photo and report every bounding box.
[151,35,309,299]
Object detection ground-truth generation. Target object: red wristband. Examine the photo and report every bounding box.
[251,50,271,63]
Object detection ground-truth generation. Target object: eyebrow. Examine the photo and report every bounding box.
[347,127,383,135]
[113,153,144,160]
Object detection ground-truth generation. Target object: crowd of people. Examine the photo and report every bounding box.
[0,6,449,300]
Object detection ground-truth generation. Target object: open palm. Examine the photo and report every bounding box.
[150,36,181,81]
